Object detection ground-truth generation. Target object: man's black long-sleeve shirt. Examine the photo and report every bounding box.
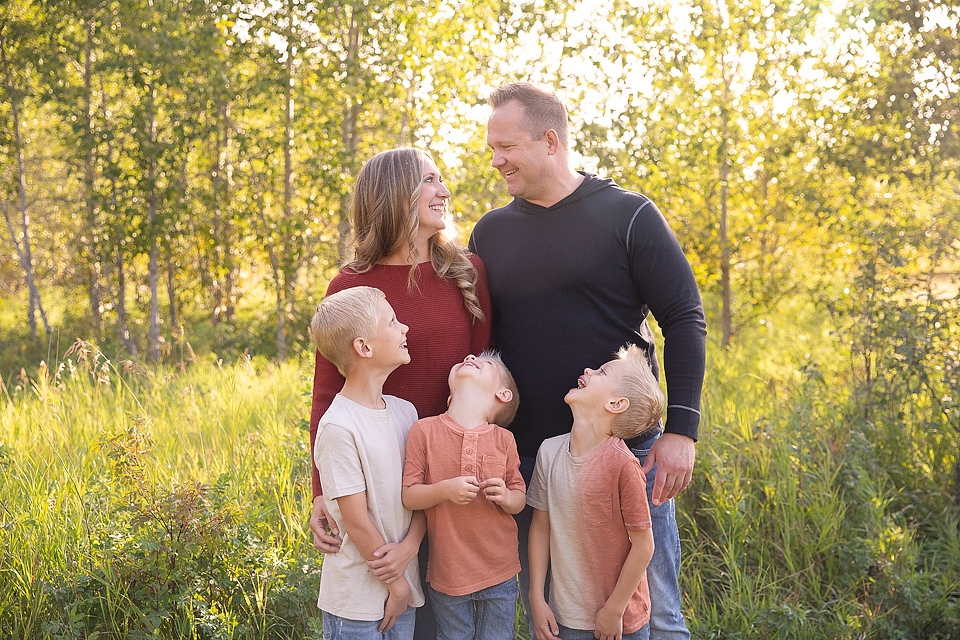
[469,172,707,458]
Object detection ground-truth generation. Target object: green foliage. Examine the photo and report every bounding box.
[0,340,321,639]
[677,294,960,639]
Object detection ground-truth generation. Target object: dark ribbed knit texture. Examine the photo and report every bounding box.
[469,173,707,458]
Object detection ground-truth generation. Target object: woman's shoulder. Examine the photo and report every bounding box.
[465,250,485,270]
[325,265,402,295]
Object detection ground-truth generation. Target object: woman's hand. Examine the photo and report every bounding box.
[309,496,342,553]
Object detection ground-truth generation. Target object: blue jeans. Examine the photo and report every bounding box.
[629,431,690,639]
[558,623,649,640]
[321,607,416,640]
[516,432,689,640]
[429,577,518,640]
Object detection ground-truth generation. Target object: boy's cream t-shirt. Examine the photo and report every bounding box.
[314,393,424,620]
[527,434,652,633]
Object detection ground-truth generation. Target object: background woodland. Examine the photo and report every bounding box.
[1,0,959,638]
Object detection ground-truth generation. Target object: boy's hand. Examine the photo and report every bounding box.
[367,542,415,584]
[446,476,480,505]
[481,477,508,504]
[310,496,342,553]
[530,597,561,640]
[379,577,411,633]
[594,603,624,640]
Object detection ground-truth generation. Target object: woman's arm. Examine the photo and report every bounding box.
[309,349,346,553]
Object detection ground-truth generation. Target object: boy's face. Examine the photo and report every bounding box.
[564,358,624,408]
[448,354,504,396]
[365,299,410,367]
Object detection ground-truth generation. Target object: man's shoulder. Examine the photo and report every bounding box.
[590,178,655,212]
[474,200,519,229]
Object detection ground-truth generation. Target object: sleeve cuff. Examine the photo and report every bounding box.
[664,405,700,442]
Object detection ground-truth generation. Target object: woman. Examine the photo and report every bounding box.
[308,148,492,638]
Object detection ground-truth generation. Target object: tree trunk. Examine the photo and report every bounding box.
[113,242,137,356]
[719,61,732,348]
[83,18,103,335]
[167,241,177,330]
[337,5,362,262]
[147,81,161,361]
[276,0,296,362]
[1,44,50,339]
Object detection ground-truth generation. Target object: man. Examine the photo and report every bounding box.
[468,81,706,639]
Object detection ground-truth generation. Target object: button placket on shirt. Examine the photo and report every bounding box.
[460,431,480,478]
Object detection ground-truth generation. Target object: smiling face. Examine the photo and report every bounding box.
[416,156,450,240]
[365,299,410,368]
[448,353,505,394]
[564,358,626,410]
[486,100,554,204]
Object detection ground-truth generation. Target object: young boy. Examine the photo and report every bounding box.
[401,350,526,640]
[310,286,426,639]
[527,343,665,640]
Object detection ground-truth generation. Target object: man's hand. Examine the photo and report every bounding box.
[641,433,695,506]
[309,496,342,553]
[366,542,416,584]
[379,577,411,633]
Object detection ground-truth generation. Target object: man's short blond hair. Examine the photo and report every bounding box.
[488,81,570,151]
[479,349,520,428]
[610,344,665,440]
[309,286,385,376]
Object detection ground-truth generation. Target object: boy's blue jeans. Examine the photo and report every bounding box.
[516,430,690,640]
[558,623,650,640]
[321,607,416,640]
[428,577,518,640]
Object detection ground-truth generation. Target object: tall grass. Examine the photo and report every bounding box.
[2,292,959,639]
[678,299,960,639]
[0,341,322,639]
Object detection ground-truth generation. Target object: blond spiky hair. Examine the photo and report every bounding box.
[610,344,665,440]
[309,286,385,376]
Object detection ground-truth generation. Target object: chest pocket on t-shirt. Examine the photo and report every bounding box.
[481,455,507,482]
[582,492,613,527]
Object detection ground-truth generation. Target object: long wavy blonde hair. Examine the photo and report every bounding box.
[343,148,484,323]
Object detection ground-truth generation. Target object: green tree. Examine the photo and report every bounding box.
[0,0,55,340]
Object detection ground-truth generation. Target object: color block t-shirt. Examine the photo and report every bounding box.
[527,434,651,633]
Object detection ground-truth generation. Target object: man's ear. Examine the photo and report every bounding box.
[353,337,372,359]
[604,397,630,415]
[495,388,513,403]
[544,129,561,155]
